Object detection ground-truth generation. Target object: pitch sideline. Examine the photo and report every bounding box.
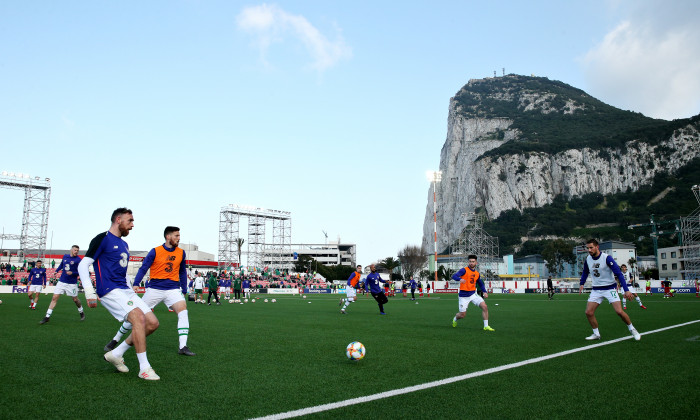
[252,319,700,420]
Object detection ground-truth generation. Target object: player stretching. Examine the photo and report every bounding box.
[78,207,161,380]
[365,264,389,315]
[27,260,47,310]
[619,264,646,310]
[40,246,85,324]
[579,239,640,341]
[104,226,195,356]
[339,264,362,314]
[451,255,494,331]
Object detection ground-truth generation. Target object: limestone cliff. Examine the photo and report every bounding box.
[422,75,700,253]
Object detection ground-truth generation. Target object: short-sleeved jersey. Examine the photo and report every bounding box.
[452,267,484,297]
[85,231,130,298]
[580,252,627,291]
[135,244,187,293]
[56,255,82,284]
[347,271,361,287]
[28,267,47,285]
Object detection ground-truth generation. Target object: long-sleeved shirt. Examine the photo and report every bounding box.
[364,272,386,294]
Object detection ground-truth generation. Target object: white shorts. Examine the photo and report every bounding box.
[100,288,153,323]
[588,289,621,305]
[29,285,43,293]
[458,294,484,312]
[223,287,230,293]
[345,287,357,299]
[244,288,250,293]
[54,281,79,297]
[141,288,185,310]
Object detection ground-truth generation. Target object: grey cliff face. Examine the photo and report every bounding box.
[422,93,700,253]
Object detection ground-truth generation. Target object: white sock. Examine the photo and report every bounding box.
[114,322,132,342]
[178,310,190,348]
[483,320,489,328]
[592,328,600,336]
[77,306,84,313]
[636,297,642,305]
[46,308,53,317]
[622,298,627,305]
[136,352,151,370]
[342,300,351,310]
[627,324,636,331]
[453,316,457,323]
[112,341,132,358]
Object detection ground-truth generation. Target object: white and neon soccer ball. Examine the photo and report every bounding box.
[264,299,269,303]
[244,299,248,303]
[271,299,277,303]
[346,341,366,361]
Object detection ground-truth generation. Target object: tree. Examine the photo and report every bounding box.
[398,245,428,281]
[378,257,401,281]
[437,265,454,282]
[236,238,245,268]
[293,254,313,274]
[541,239,577,276]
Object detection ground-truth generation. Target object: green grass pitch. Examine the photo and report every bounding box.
[1,291,698,419]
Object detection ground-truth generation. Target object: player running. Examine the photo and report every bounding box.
[40,245,85,324]
[579,239,641,341]
[451,255,494,331]
[339,264,362,314]
[78,207,161,380]
[27,260,47,310]
[619,264,646,310]
[365,264,389,315]
[104,226,195,356]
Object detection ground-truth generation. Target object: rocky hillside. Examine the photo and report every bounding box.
[423,74,700,253]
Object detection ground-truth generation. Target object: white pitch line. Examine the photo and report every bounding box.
[252,319,700,420]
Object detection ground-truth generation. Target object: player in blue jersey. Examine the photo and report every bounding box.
[40,245,85,324]
[365,264,389,314]
[104,226,195,356]
[409,277,418,300]
[78,208,161,380]
[578,239,641,341]
[27,260,47,310]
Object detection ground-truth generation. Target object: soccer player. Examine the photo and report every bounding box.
[364,264,389,315]
[104,226,195,356]
[619,264,646,310]
[547,275,554,300]
[27,260,47,310]
[207,272,221,305]
[339,264,362,314]
[233,276,242,300]
[578,239,641,341]
[645,279,652,296]
[40,245,84,324]
[450,255,495,331]
[409,277,418,300]
[695,278,699,298]
[78,207,161,380]
[242,277,251,300]
[193,272,205,303]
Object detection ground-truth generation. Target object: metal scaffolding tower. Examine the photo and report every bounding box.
[218,205,292,272]
[452,213,500,281]
[680,185,700,280]
[0,172,51,259]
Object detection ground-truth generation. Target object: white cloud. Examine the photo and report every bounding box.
[236,4,352,72]
[582,1,700,120]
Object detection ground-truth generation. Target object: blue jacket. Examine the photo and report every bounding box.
[364,272,386,294]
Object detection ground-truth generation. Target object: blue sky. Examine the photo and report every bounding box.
[1,0,699,267]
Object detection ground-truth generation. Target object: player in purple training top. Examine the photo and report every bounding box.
[27,260,47,310]
[78,207,161,380]
[40,245,85,324]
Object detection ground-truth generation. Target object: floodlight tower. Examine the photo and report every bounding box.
[680,185,700,279]
[0,171,51,259]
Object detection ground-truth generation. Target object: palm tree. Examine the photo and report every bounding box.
[379,257,401,281]
[236,238,245,270]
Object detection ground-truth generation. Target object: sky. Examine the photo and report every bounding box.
[1,0,699,267]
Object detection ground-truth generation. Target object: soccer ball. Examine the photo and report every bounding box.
[271,299,277,303]
[346,341,366,361]
[229,299,234,304]
[0,299,3,304]
[244,299,248,303]
[251,299,256,303]
[303,295,307,299]
[264,299,269,303]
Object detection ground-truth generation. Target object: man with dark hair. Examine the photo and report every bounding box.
[364,264,388,315]
[579,239,641,341]
[40,245,84,324]
[104,226,195,356]
[78,207,162,380]
[207,272,221,305]
[619,264,646,310]
[451,255,494,331]
[27,260,47,310]
[340,264,362,314]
